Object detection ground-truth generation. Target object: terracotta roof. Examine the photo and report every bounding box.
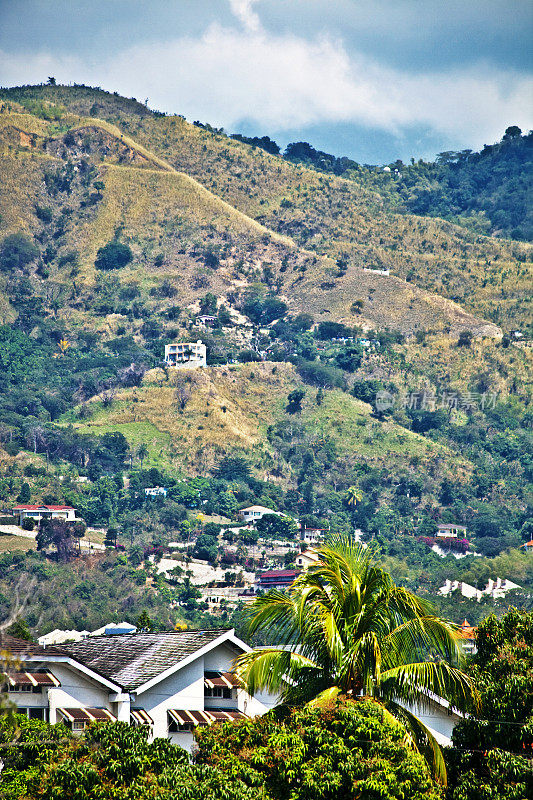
[62,630,234,691]
[258,570,300,579]
[13,505,74,511]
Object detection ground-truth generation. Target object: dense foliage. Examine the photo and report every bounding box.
[445,609,533,800]
[0,703,442,800]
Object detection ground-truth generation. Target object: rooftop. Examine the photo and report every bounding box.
[62,629,234,690]
[13,505,75,511]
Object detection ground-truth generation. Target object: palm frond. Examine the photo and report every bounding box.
[386,700,448,786]
[380,660,479,713]
[233,647,321,702]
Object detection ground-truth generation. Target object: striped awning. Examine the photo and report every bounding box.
[168,709,214,727]
[204,671,239,689]
[130,709,153,725]
[168,708,247,727]
[57,707,116,722]
[6,671,60,687]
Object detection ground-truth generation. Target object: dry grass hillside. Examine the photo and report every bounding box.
[62,361,473,485]
[0,93,512,338]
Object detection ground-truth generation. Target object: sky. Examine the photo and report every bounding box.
[1,0,532,163]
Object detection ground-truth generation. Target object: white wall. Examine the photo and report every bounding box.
[47,663,112,723]
[136,658,204,741]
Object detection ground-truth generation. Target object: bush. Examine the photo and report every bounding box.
[21,517,35,531]
[296,359,347,389]
[95,242,133,271]
[0,233,39,272]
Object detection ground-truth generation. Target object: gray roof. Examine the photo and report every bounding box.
[63,630,234,691]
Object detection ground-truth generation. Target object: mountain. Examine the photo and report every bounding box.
[0,85,531,628]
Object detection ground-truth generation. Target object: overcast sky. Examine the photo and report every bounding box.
[1,0,532,163]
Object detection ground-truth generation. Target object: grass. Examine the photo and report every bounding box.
[0,534,35,553]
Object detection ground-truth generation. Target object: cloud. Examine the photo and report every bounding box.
[228,0,260,33]
[1,16,531,153]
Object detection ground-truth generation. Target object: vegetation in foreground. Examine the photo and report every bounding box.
[236,536,477,784]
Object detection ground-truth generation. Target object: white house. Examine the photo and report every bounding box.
[438,577,521,602]
[13,505,77,525]
[295,549,319,570]
[164,341,206,368]
[238,506,285,524]
[2,629,270,752]
[436,524,467,539]
[145,487,168,498]
[301,527,327,546]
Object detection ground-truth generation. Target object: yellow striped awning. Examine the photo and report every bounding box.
[130,709,153,725]
[57,707,116,722]
[7,671,60,687]
[204,671,239,689]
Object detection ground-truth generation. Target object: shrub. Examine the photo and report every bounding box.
[21,517,35,531]
[95,242,133,271]
[0,233,39,272]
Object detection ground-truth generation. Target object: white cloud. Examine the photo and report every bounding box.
[1,17,531,152]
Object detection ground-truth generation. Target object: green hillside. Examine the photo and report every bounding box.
[0,85,530,637]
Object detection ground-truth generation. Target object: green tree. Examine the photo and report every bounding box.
[0,233,39,272]
[137,443,148,470]
[137,610,154,632]
[255,514,299,540]
[196,701,443,800]
[235,536,477,784]
[17,482,31,503]
[95,241,133,271]
[286,389,305,414]
[5,618,34,641]
[446,609,533,800]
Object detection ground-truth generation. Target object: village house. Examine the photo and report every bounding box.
[164,341,207,368]
[2,629,272,752]
[13,504,77,526]
[144,487,168,498]
[295,549,320,570]
[436,523,467,539]
[254,569,300,592]
[457,619,477,655]
[238,505,285,524]
[438,577,521,602]
[301,527,327,546]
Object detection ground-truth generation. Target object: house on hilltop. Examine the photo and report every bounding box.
[238,505,285,524]
[13,504,76,526]
[1,629,271,751]
[436,523,467,539]
[164,341,206,368]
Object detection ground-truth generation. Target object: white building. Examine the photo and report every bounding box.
[295,549,320,569]
[164,341,206,368]
[13,504,77,526]
[302,527,327,546]
[436,524,467,539]
[3,629,269,752]
[238,506,285,524]
[438,577,521,602]
[145,487,168,498]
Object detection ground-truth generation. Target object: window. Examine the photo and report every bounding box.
[72,721,86,731]
[29,707,47,721]
[168,719,194,733]
[205,686,232,699]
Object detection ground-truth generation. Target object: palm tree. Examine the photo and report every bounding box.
[234,536,478,785]
[345,485,363,507]
[137,443,148,470]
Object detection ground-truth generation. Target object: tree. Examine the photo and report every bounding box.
[95,241,133,271]
[47,76,56,85]
[5,618,34,641]
[256,514,298,540]
[196,701,442,800]
[457,330,473,347]
[344,486,362,524]
[235,536,477,784]
[137,443,148,470]
[286,389,305,414]
[36,519,86,562]
[446,609,533,800]
[137,610,154,632]
[17,482,31,503]
[0,233,39,272]
[215,455,251,483]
